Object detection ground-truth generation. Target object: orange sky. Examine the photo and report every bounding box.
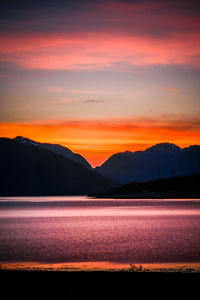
[1,115,199,167]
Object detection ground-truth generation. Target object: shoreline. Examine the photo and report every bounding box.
[1,261,200,273]
[1,263,200,294]
[92,193,200,199]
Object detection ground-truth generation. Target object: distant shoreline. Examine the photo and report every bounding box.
[0,193,199,199]
[92,193,200,199]
[90,174,200,199]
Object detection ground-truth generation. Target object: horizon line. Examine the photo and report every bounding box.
[1,135,199,168]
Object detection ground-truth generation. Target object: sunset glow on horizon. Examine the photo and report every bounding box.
[1,115,200,167]
[0,0,200,167]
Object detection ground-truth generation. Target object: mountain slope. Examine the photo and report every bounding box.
[0,138,116,196]
[14,136,92,169]
[92,174,200,199]
[95,143,200,184]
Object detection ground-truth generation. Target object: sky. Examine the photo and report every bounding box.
[0,0,200,167]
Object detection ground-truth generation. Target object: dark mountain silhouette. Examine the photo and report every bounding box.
[95,143,200,184]
[92,174,200,199]
[14,136,92,169]
[0,138,116,196]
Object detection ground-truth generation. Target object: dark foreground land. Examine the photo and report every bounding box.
[0,270,199,297]
[92,174,200,199]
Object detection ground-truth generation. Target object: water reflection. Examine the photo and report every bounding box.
[0,197,200,266]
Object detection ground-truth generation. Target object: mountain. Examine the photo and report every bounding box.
[92,174,200,199]
[95,143,200,184]
[14,136,92,169]
[0,138,116,196]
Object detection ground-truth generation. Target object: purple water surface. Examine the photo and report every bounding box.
[0,197,200,264]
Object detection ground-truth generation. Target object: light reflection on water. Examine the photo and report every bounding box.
[0,196,200,202]
[0,196,200,266]
[0,206,200,218]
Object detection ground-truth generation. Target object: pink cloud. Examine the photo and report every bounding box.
[0,1,199,73]
[83,100,105,103]
[0,29,199,71]
[69,89,121,95]
[93,1,200,32]
[0,73,13,79]
[46,86,65,92]
[156,86,177,94]
[56,98,73,104]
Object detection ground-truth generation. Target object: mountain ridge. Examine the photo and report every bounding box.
[0,137,116,196]
[95,142,200,184]
[14,136,92,169]
[1,136,200,194]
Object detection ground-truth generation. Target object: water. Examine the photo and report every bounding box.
[0,196,200,270]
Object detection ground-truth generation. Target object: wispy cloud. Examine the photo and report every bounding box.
[1,114,199,135]
[46,86,65,92]
[82,99,105,103]
[70,89,121,95]
[0,1,200,71]
[0,0,200,71]
[0,73,13,79]
[56,98,73,104]
[46,87,120,96]
[0,31,199,71]
[155,86,177,94]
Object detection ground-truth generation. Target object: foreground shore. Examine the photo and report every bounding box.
[1,261,200,272]
[1,268,200,293]
[1,262,199,296]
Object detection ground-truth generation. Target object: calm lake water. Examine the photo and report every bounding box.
[0,196,200,270]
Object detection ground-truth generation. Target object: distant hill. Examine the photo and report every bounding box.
[95,143,200,184]
[14,136,92,169]
[92,174,200,199]
[0,138,116,196]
